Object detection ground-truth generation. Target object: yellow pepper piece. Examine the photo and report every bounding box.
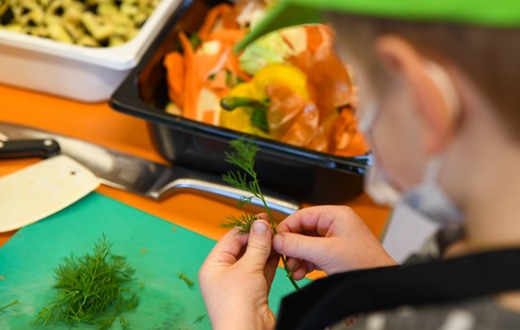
[219,63,309,136]
[252,63,309,100]
[219,82,268,136]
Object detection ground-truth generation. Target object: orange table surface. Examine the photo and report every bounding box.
[0,84,390,254]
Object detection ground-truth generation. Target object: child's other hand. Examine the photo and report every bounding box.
[273,205,397,279]
[199,217,278,330]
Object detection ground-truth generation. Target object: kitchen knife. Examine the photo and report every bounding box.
[0,122,300,217]
[0,137,100,232]
[0,138,60,158]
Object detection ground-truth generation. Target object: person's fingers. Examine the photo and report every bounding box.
[239,220,273,272]
[254,212,270,222]
[203,228,246,266]
[285,257,317,280]
[277,205,351,236]
[273,232,325,263]
[264,251,281,288]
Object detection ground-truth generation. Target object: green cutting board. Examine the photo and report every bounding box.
[0,193,308,329]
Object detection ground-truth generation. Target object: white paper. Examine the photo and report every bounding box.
[382,204,441,263]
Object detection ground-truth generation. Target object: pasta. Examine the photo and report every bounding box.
[0,0,161,47]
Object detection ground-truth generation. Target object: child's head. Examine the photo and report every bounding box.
[327,13,520,142]
[327,10,520,225]
[323,13,520,204]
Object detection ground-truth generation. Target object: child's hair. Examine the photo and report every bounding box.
[329,13,520,139]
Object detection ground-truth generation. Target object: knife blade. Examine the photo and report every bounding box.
[0,141,100,232]
[0,122,300,216]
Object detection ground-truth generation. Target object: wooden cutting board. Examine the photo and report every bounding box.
[0,193,308,329]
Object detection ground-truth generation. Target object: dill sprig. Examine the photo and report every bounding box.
[222,138,300,290]
[220,213,257,234]
[35,235,139,329]
[0,300,19,312]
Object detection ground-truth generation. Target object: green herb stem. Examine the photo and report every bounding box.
[220,96,270,133]
[0,300,19,312]
[256,182,300,290]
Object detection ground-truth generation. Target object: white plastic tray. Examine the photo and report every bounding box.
[0,0,182,103]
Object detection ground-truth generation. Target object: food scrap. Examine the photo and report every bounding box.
[193,314,206,324]
[163,1,368,157]
[178,272,194,287]
[35,235,139,329]
[0,300,19,312]
[0,0,161,47]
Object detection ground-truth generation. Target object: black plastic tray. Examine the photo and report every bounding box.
[110,0,369,204]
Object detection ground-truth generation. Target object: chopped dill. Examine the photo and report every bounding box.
[0,300,19,312]
[222,138,300,290]
[193,314,206,324]
[178,272,194,287]
[35,235,139,329]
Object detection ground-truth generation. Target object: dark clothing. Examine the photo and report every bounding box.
[276,226,520,330]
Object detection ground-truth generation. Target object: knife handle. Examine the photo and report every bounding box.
[0,139,60,159]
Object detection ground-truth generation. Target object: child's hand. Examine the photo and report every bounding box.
[273,205,397,279]
[199,218,279,330]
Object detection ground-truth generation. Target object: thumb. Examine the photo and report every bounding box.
[273,233,324,264]
[240,220,273,271]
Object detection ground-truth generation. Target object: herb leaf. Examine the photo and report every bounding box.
[221,213,257,234]
[0,300,19,312]
[35,235,139,329]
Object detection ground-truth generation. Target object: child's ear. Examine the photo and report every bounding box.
[374,35,460,154]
